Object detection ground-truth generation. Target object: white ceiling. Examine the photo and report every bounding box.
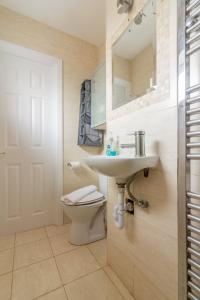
[113,0,156,60]
[0,0,105,46]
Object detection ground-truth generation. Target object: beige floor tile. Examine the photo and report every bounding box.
[36,287,67,300]
[12,258,62,300]
[0,272,12,300]
[87,239,107,267]
[15,228,47,247]
[0,249,14,276]
[46,224,70,238]
[65,269,124,300]
[104,266,135,300]
[0,234,15,251]
[55,247,100,284]
[14,238,53,270]
[49,233,78,256]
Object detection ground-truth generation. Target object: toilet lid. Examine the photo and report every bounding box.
[65,191,105,206]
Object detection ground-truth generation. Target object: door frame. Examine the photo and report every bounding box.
[0,39,63,226]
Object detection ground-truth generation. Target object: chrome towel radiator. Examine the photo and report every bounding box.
[178,1,200,299]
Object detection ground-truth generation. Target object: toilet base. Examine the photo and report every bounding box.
[69,206,106,245]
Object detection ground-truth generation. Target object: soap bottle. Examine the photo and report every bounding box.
[112,135,120,156]
[115,135,120,155]
[106,132,113,156]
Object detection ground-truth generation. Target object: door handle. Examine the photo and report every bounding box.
[0,152,6,155]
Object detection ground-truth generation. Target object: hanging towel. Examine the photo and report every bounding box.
[77,80,103,147]
[61,185,97,204]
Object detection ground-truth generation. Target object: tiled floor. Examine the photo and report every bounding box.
[0,225,134,300]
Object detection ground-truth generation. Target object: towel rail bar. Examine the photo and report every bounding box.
[187,142,200,148]
[186,95,200,104]
[187,225,200,234]
[190,4,200,16]
[188,270,200,282]
[187,119,200,126]
[186,19,200,34]
[186,32,200,45]
[187,214,200,223]
[187,236,200,247]
[188,281,200,293]
[186,107,200,115]
[187,131,200,137]
[188,292,199,300]
[188,258,200,269]
[187,154,200,159]
[187,203,200,210]
[187,44,200,55]
[188,247,200,258]
[186,0,200,12]
[186,84,200,94]
[187,192,200,199]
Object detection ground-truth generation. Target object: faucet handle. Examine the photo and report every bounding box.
[127,131,145,136]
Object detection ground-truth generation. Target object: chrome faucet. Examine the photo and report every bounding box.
[120,131,146,157]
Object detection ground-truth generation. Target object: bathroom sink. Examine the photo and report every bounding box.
[84,155,159,180]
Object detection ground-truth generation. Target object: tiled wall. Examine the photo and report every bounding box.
[0,5,102,196]
[106,0,178,299]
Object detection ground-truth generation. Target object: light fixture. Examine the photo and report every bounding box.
[134,11,146,25]
[117,0,133,14]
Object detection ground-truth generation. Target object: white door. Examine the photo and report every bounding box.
[0,42,62,235]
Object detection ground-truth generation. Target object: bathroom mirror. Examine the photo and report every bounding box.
[112,0,157,110]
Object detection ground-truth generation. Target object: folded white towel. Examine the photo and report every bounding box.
[61,185,97,204]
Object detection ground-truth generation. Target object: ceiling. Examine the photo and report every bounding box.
[0,0,105,46]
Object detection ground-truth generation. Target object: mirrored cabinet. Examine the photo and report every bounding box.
[91,62,106,129]
[112,0,157,110]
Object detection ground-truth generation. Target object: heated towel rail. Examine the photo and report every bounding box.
[178,1,200,299]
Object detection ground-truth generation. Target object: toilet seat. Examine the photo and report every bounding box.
[62,190,106,207]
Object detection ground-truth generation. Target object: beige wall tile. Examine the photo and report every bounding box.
[14,239,53,270]
[87,239,107,267]
[55,247,100,284]
[0,272,12,300]
[0,249,14,276]
[49,233,79,256]
[133,268,168,300]
[15,228,47,247]
[103,266,135,300]
[12,258,62,300]
[0,234,15,251]
[107,240,134,293]
[65,269,123,300]
[36,288,67,300]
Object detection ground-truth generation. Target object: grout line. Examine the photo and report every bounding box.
[32,287,66,300]
[10,233,16,300]
[86,243,102,268]
[103,266,134,300]
[64,268,103,287]
[14,237,47,249]
[46,227,69,300]
[13,255,54,272]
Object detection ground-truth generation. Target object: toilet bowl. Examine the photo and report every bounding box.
[62,197,106,245]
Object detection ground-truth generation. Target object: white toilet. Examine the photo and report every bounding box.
[62,195,107,245]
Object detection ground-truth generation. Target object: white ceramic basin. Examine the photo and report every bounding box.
[84,155,159,179]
